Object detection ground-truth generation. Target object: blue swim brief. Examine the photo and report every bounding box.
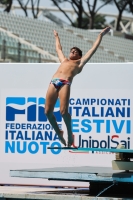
[50,78,71,90]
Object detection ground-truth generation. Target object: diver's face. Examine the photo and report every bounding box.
[69,49,81,60]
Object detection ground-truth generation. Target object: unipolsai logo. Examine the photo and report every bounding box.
[6,97,62,122]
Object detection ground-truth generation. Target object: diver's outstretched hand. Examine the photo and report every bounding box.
[100,27,111,37]
[53,30,58,37]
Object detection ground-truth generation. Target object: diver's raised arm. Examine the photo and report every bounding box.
[54,30,66,63]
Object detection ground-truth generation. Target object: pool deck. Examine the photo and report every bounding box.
[0,185,132,200]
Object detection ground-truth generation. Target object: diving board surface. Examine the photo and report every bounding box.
[10,166,133,183]
[47,147,133,153]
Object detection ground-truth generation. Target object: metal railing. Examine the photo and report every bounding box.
[0,39,42,63]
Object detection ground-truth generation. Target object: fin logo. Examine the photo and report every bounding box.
[6,97,62,122]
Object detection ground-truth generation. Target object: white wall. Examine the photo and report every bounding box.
[0,63,133,186]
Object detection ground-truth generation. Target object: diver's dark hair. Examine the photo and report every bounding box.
[70,47,82,57]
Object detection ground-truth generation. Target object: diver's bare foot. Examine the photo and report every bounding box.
[58,130,66,146]
[67,134,74,147]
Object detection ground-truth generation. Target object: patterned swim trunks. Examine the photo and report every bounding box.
[50,78,71,90]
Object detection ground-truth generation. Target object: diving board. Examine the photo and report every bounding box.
[10,166,133,184]
[10,166,133,197]
[10,146,133,195]
[47,147,133,153]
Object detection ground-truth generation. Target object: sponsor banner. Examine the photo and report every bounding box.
[0,63,133,185]
[1,89,132,165]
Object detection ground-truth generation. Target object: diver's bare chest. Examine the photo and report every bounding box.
[60,60,79,70]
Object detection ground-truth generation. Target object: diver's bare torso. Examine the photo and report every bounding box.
[52,58,82,82]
